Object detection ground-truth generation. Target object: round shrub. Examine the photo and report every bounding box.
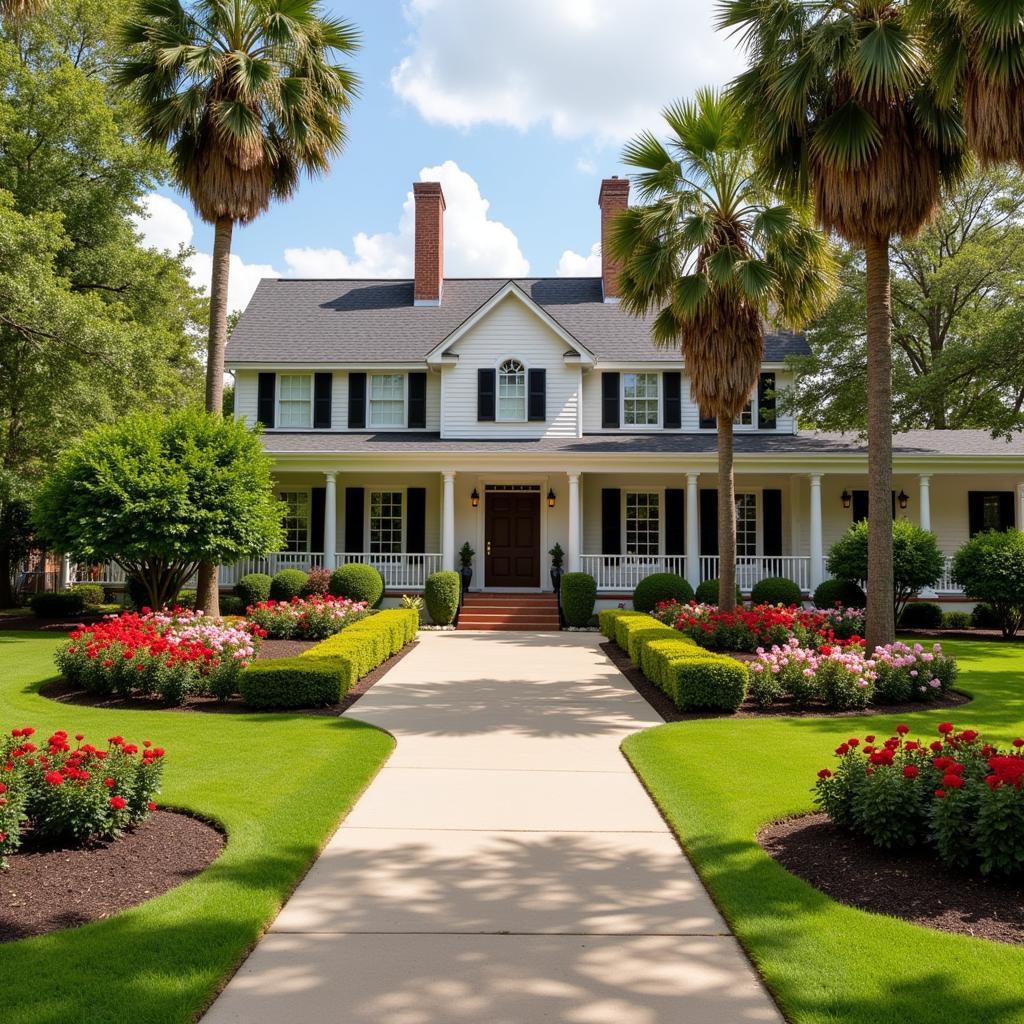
[68,583,104,608]
[269,568,309,602]
[300,567,332,597]
[971,602,1001,630]
[632,572,694,613]
[812,578,866,609]
[329,563,385,608]
[749,576,802,606]
[236,572,272,607]
[941,610,972,630]
[694,578,743,605]
[952,529,1024,637]
[899,601,943,629]
[561,572,597,627]
[29,591,86,618]
[424,570,460,625]
[219,594,245,616]
[173,588,197,609]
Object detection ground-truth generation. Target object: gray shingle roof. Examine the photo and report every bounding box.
[226,277,809,365]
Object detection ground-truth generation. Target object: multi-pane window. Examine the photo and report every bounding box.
[735,493,757,557]
[497,359,527,421]
[369,374,405,427]
[280,491,311,552]
[623,373,659,426]
[626,492,660,556]
[278,374,312,428]
[734,399,754,427]
[370,491,403,553]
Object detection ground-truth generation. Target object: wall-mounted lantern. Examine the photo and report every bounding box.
[470,488,480,508]
[840,489,852,510]
[897,489,909,510]
[547,488,557,508]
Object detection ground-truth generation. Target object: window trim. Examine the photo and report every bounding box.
[278,487,313,553]
[620,372,662,430]
[367,372,409,430]
[733,394,756,430]
[622,489,664,556]
[496,357,528,423]
[734,491,760,557]
[276,373,313,430]
[366,487,406,555]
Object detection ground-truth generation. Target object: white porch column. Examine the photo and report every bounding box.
[323,472,337,569]
[809,473,824,590]
[59,555,72,590]
[567,472,581,572]
[918,474,931,532]
[685,473,700,591]
[442,471,456,571]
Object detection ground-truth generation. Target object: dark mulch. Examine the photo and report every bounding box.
[759,812,1024,945]
[0,810,223,943]
[600,641,971,722]
[39,640,419,716]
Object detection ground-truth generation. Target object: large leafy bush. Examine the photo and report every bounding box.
[269,568,308,602]
[329,563,385,608]
[236,572,272,607]
[749,576,802,606]
[952,529,1024,638]
[560,572,597,626]
[632,573,694,612]
[812,577,866,609]
[246,595,367,640]
[424,570,460,625]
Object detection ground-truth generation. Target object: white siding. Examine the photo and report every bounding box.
[441,295,580,439]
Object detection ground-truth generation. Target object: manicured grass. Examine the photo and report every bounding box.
[623,639,1024,1024]
[0,631,394,1024]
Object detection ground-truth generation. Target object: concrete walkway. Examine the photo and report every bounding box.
[203,631,782,1024]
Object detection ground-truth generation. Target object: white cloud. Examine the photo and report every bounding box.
[132,193,194,252]
[557,242,602,277]
[185,251,282,315]
[575,157,597,175]
[391,0,745,143]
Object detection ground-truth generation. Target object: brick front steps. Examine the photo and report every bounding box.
[457,593,560,632]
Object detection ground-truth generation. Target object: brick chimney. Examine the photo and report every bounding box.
[598,176,630,302]
[413,181,445,306]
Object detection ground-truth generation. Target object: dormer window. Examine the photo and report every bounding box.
[278,374,313,428]
[369,373,406,427]
[497,359,527,421]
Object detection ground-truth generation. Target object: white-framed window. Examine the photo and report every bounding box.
[497,358,527,421]
[734,398,754,428]
[735,492,757,556]
[278,374,313,428]
[625,491,660,556]
[370,490,403,553]
[623,372,660,427]
[280,491,311,552]
[369,373,406,427]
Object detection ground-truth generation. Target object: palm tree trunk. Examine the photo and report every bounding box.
[717,415,737,612]
[865,234,895,651]
[196,215,234,618]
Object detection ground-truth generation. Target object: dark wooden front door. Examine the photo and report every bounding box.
[485,491,540,587]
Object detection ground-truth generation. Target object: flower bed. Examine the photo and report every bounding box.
[1,727,164,868]
[245,594,368,640]
[815,723,1024,877]
[55,609,257,705]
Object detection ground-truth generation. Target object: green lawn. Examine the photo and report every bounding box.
[623,638,1024,1024]
[0,631,394,1024]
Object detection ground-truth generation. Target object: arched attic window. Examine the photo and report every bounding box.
[497,358,527,421]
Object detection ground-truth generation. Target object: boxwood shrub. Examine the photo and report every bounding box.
[269,568,309,602]
[694,578,743,605]
[598,608,648,639]
[899,601,944,629]
[329,563,385,608]
[942,610,972,629]
[749,576,802,606]
[560,572,597,626]
[68,583,104,608]
[627,624,680,663]
[812,577,866,609]
[663,656,747,711]
[614,612,666,652]
[637,636,705,686]
[632,573,694,613]
[29,591,86,618]
[424,570,460,625]
[236,572,272,607]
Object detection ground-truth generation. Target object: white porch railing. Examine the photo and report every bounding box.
[935,555,958,594]
[338,552,442,590]
[579,555,687,592]
[699,555,815,594]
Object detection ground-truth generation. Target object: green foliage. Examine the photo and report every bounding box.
[174,588,197,609]
[627,625,680,663]
[219,594,245,616]
[952,529,1024,638]
[632,572,695,612]
[899,602,944,629]
[971,602,1002,630]
[613,612,665,652]
[749,576,802,606]
[666,657,748,712]
[34,409,284,610]
[269,569,308,602]
[68,583,104,608]
[329,563,385,608]
[299,567,331,597]
[598,608,648,639]
[695,578,742,605]
[560,572,596,627]
[827,519,943,619]
[424,570,460,626]
[239,658,348,709]
[458,541,475,569]
[942,610,973,629]
[812,577,866,609]
[236,572,272,607]
[547,542,564,570]
[29,591,85,618]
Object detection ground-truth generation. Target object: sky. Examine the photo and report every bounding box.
[132,0,746,313]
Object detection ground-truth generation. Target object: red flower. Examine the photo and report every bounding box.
[44,770,63,786]
[930,741,944,752]
[1013,738,1024,749]
[960,729,979,743]
[835,743,850,756]
[847,738,860,748]
[935,789,946,798]
[0,782,5,794]
[817,769,832,779]
[938,722,954,735]
[864,735,875,743]
[896,725,909,735]
[103,777,115,788]
[147,801,157,811]
[903,765,919,779]
[110,796,126,810]
[942,774,965,789]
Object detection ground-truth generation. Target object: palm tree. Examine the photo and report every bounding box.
[117,0,359,615]
[610,89,836,612]
[718,0,967,650]
[1,0,46,20]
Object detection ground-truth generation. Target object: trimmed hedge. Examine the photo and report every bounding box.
[599,608,649,640]
[626,624,680,663]
[632,573,694,613]
[236,572,272,607]
[899,601,943,629]
[695,578,743,605]
[812,577,866,609]
[942,610,972,629]
[424,570,460,625]
[638,636,705,683]
[329,563,385,608]
[561,572,597,627]
[68,583,104,607]
[749,576,802,606]
[269,568,309,602]
[29,591,86,618]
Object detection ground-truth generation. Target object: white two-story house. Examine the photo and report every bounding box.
[219,176,1024,606]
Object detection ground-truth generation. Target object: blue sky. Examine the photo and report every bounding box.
[135,1,744,312]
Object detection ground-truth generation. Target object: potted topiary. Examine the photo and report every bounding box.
[458,542,475,598]
[549,542,565,594]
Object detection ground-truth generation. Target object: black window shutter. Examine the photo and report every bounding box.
[757,372,777,429]
[1000,491,1016,530]
[313,373,332,429]
[406,487,426,553]
[852,490,869,522]
[344,487,364,552]
[348,373,366,429]
[699,489,718,556]
[310,487,326,552]
[601,488,621,554]
[664,488,685,555]
[408,372,427,429]
[763,489,783,556]
[967,492,984,536]
[601,372,620,429]
[527,368,546,421]
[699,412,717,430]
[477,368,496,421]
[663,372,682,429]
[257,372,276,428]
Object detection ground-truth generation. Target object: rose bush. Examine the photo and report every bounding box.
[815,724,1024,877]
[872,641,959,702]
[748,639,876,709]
[55,609,258,704]
[0,727,165,867]
[245,594,368,640]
